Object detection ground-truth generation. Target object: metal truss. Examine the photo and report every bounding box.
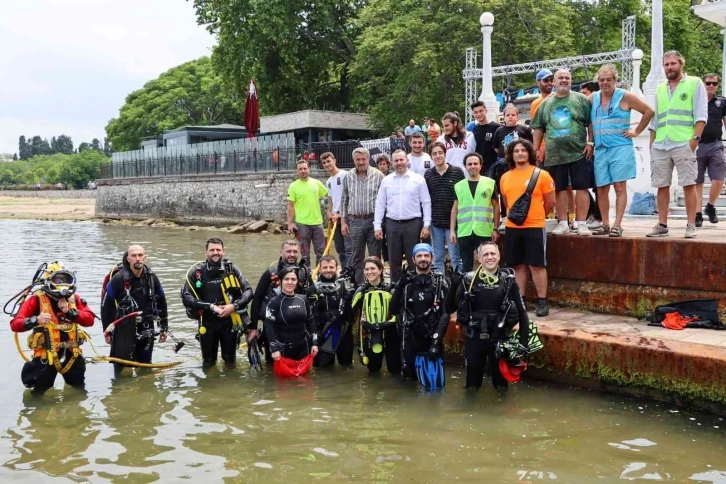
[464,48,478,124]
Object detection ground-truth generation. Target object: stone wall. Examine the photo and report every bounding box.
[96,171,329,224]
[0,190,97,199]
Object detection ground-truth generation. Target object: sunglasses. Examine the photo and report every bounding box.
[541,77,554,82]
[705,81,719,86]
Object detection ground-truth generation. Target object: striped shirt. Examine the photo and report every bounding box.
[340,165,384,217]
[424,164,466,228]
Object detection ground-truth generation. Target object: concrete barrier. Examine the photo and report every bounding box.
[0,190,97,199]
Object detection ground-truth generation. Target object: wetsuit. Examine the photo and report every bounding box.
[454,267,529,389]
[390,271,451,380]
[251,259,311,361]
[264,292,318,360]
[11,292,95,392]
[102,263,168,367]
[181,259,253,366]
[307,275,355,367]
[351,281,401,374]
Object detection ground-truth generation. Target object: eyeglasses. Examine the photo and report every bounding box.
[705,81,719,86]
[541,77,554,83]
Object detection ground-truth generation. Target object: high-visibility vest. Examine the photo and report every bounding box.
[454,177,495,237]
[654,76,700,143]
[592,88,632,148]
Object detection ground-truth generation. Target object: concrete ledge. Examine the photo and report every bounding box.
[0,190,96,199]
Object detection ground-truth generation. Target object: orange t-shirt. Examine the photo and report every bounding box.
[530,95,547,160]
[500,165,555,228]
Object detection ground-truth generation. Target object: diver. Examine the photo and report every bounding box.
[390,244,451,388]
[351,256,401,375]
[307,256,356,367]
[250,239,312,362]
[10,262,95,392]
[264,267,319,367]
[101,245,168,372]
[181,237,253,367]
[453,242,530,389]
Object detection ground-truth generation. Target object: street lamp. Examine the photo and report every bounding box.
[478,12,501,121]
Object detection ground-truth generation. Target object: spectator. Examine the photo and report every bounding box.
[450,153,500,272]
[428,117,442,140]
[422,117,431,142]
[404,119,422,137]
[500,139,556,317]
[341,147,384,283]
[374,149,431,283]
[695,73,726,226]
[530,69,554,161]
[591,64,654,237]
[471,101,500,175]
[425,141,465,273]
[287,160,328,267]
[580,81,599,96]
[376,154,391,175]
[375,154,391,267]
[647,51,708,238]
[532,68,594,236]
[407,131,432,176]
[321,152,352,268]
[436,112,476,178]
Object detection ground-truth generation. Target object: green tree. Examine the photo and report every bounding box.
[12,153,18,161]
[192,0,360,114]
[29,136,52,157]
[78,142,90,152]
[91,138,102,151]
[51,134,74,155]
[105,57,244,151]
[18,136,31,160]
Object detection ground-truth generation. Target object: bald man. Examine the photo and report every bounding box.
[101,245,169,372]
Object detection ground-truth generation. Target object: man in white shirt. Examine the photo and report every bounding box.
[436,112,476,178]
[374,150,432,283]
[407,132,433,176]
[322,152,352,268]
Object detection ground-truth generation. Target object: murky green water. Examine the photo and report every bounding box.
[1,220,725,483]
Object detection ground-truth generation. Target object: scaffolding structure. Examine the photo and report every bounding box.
[463,16,637,124]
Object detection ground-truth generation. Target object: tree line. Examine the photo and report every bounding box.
[0,150,108,189]
[17,135,112,160]
[105,0,723,151]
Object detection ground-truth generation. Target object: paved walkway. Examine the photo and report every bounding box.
[535,306,726,350]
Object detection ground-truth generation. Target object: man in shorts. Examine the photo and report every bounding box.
[695,73,726,226]
[532,69,594,236]
[647,51,708,238]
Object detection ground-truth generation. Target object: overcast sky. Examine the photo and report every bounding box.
[0,0,216,155]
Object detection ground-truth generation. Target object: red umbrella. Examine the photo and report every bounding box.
[243,79,259,138]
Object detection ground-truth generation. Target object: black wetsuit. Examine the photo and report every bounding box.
[307,276,355,367]
[454,267,529,389]
[251,259,311,361]
[390,271,451,380]
[351,281,401,374]
[264,292,318,360]
[181,259,253,367]
[101,264,168,367]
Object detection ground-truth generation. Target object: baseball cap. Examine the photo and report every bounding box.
[536,69,553,82]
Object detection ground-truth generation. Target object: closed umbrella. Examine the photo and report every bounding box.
[243,79,259,138]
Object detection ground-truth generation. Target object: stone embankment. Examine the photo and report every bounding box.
[100,216,291,236]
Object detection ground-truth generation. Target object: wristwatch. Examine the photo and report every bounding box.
[587,141,594,146]
[693,135,702,141]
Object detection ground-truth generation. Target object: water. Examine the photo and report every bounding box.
[1,220,725,483]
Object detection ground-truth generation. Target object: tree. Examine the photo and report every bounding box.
[78,142,91,152]
[50,134,74,155]
[18,136,31,160]
[29,136,52,157]
[105,57,244,151]
[103,137,113,156]
[91,138,102,151]
[192,0,360,114]
[12,153,18,161]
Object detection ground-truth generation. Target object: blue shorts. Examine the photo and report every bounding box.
[594,144,636,187]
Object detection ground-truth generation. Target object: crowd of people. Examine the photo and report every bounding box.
[8,51,724,393]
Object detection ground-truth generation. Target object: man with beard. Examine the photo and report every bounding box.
[102,245,168,372]
[287,159,328,266]
[471,101,501,175]
[250,239,312,361]
[390,244,451,389]
[307,256,356,367]
[407,131,433,176]
[181,238,253,367]
[648,51,708,238]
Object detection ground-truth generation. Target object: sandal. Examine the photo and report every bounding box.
[590,225,610,236]
[609,226,623,237]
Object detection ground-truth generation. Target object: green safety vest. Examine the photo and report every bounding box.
[454,177,495,237]
[654,76,700,143]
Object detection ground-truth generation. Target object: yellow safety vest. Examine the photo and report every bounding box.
[454,177,495,237]
[654,76,700,143]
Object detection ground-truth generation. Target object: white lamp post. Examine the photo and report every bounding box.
[478,12,501,122]
[643,0,666,108]
[631,49,644,98]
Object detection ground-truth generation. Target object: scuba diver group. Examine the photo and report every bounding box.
[5,236,542,393]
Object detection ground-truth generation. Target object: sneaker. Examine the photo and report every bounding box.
[685,224,697,239]
[552,223,569,235]
[695,212,703,228]
[704,204,719,224]
[646,224,669,237]
[577,224,592,236]
[536,299,550,317]
[569,221,578,232]
[587,218,603,230]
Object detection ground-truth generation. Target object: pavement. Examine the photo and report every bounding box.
[561,215,726,242]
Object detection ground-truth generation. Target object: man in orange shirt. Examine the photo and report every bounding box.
[529,69,553,124]
[500,139,556,317]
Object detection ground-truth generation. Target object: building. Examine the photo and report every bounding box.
[260,110,372,144]
[162,124,248,147]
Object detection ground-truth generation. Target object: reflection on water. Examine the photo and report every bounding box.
[1,220,725,482]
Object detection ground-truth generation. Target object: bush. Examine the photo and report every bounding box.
[0,151,109,189]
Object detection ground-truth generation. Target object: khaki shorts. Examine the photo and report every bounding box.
[650,144,697,188]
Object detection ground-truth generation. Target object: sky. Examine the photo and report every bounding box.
[0,0,216,155]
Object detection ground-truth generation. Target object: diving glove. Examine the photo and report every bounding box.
[24,316,39,330]
[65,308,78,321]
